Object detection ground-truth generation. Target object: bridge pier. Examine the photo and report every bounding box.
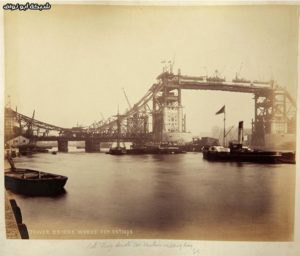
[85,139,100,152]
[58,139,68,152]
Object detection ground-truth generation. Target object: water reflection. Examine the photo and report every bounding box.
[9,152,295,240]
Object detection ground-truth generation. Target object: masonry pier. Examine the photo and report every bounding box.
[58,139,68,152]
[85,138,100,152]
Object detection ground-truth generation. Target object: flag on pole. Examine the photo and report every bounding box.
[215,105,225,115]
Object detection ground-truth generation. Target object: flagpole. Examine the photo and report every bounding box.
[215,105,226,146]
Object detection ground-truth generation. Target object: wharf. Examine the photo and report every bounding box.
[5,158,29,239]
[5,191,21,239]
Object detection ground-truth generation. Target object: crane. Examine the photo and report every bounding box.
[25,110,35,137]
[122,88,132,109]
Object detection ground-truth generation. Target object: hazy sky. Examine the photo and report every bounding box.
[4,4,298,135]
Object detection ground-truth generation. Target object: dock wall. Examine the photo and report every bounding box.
[5,192,29,239]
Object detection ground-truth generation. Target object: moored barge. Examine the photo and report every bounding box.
[202,143,282,164]
[126,142,186,155]
[5,168,68,196]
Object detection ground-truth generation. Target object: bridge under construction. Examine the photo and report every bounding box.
[5,67,297,152]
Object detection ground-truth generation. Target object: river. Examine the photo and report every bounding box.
[8,150,295,241]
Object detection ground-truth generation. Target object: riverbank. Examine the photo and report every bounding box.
[5,191,21,239]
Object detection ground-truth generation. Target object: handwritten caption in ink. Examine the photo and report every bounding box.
[87,241,202,255]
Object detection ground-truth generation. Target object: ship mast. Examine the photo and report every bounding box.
[116,105,120,148]
[223,110,226,147]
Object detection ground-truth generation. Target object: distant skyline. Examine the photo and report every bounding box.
[4,5,298,136]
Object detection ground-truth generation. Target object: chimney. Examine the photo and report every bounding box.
[238,121,244,144]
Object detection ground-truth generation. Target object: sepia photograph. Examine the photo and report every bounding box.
[2,1,299,250]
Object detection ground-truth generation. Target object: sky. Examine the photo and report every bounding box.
[4,4,298,136]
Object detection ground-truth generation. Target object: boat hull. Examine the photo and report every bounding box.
[202,151,282,164]
[107,147,127,155]
[5,168,68,196]
[127,145,186,155]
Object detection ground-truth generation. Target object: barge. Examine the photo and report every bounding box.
[5,168,68,196]
[127,142,186,155]
[202,143,282,163]
[5,157,68,196]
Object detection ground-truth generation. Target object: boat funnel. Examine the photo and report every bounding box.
[238,121,244,144]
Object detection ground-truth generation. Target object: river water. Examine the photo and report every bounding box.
[8,150,295,241]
